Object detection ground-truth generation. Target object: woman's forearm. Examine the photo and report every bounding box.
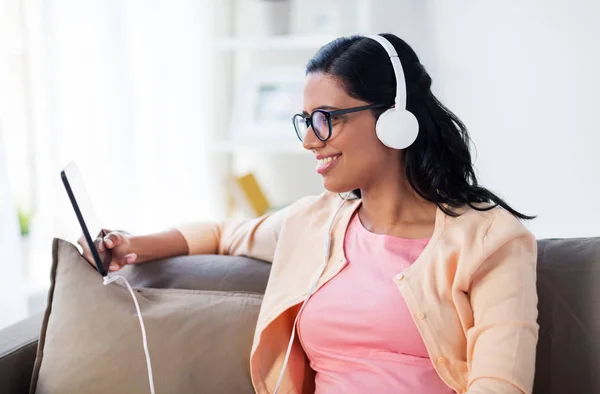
[130,229,191,263]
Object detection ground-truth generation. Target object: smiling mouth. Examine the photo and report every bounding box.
[316,154,341,174]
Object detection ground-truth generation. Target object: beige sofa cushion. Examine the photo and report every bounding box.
[30,239,261,394]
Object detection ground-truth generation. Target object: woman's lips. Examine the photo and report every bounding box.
[316,154,342,175]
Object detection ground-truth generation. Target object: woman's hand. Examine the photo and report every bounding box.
[78,230,139,272]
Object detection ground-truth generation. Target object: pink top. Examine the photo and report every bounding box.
[298,213,454,394]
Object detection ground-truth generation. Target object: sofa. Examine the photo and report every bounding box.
[1,237,599,394]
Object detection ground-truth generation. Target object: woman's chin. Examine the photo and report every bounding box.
[322,177,354,194]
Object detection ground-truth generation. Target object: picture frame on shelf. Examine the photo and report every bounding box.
[229,66,304,145]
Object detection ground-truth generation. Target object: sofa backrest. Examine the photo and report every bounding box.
[534,237,600,394]
[122,237,600,393]
[122,253,271,294]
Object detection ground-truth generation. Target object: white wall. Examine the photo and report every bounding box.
[371,0,600,238]
[0,134,27,328]
[0,0,27,328]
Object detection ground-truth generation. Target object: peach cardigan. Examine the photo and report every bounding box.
[177,192,538,394]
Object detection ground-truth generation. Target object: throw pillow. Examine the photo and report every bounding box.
[30,239,262,394]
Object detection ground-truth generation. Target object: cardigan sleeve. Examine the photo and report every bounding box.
[466,210,539,394]
[176,195,318,263]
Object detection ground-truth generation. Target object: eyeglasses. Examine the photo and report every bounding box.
[292,103,388,142]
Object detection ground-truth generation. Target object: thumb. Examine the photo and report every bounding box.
[103,231,124,249]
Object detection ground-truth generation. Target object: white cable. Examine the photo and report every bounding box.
[104,275,156,394]
[273,192,351,394]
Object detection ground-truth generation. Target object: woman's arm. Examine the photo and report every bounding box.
[114,210,286,266]
[112,195,317,267]
[84,199,302,271]
[129,229,191,263]
[175,197,313,262]
[466,211,539,394]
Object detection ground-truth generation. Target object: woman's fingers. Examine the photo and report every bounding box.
[108,254,137,272]
[124,253,137,264]
[79,230,136,274]
[109,259,126,272]
[79,230,134,273]
[103,232,124,249]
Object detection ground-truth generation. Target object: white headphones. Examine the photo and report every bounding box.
[365,34,420,150]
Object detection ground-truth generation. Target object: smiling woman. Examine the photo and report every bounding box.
[239,33,535,394]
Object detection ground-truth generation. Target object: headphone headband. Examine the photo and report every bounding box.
[365,35,407,111]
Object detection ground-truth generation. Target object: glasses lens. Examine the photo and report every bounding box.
[312,111,330,140]
[293,115,308,141]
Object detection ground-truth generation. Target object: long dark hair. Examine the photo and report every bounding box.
[306,33,534,220]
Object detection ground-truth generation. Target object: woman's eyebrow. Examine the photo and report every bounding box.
[308,105,341,112]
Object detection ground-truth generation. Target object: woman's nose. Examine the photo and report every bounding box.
[302,126,325,151]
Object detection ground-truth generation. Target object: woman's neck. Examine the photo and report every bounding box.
[358,180,437,239]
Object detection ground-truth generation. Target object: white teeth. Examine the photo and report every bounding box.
[317,156,339,167]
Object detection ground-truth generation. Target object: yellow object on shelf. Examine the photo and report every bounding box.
[232,173,271,217]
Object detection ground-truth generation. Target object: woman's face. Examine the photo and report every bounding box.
[301,72,402,193]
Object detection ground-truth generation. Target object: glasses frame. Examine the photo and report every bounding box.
[292,103,389,142]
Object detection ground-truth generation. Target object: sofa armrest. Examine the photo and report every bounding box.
[0,313,43,394]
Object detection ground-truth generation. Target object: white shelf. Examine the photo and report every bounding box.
[214,34,336,51]
[213,139,307,154]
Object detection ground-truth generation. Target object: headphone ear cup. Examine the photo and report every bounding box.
[375,109,419,150]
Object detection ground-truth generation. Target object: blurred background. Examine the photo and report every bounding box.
[0,0,598,329]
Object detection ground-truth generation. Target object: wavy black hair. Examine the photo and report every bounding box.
[306,33,534,220]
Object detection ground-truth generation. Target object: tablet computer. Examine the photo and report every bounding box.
[61,162,111,276]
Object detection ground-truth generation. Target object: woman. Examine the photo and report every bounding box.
[84,34,538,393]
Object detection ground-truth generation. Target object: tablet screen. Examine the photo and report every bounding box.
[61,162,111,276]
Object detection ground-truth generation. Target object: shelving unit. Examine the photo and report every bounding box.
[211,0,373,216]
